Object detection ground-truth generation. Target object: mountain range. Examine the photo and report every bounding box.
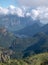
[0,22,48,58]
[0,14,42,32]
[0,6,48,60]
[0,5,48,65]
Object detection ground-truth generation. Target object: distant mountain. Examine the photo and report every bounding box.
[41,24,48,34]
[15,22,42,37]
[17,23,48,37]
[0,15,25,31]
[0,14,42,32]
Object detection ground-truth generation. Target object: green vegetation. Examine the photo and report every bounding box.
[24,52,48,65]
[0,53,48,65]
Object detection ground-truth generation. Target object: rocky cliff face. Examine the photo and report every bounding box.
[0,48,13,63]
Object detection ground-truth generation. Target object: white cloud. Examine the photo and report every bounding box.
[31,9,39,20]
[8,5,16,9]
[31,7,48,24]
[0,5,24,17]
[15,7,24,17]
[0,7,9,15]
[26,13,31,17]
[0,5,48,24]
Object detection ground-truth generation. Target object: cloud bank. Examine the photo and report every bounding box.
[0,5,24,17]
[0,5,48,24]
[31,7,48,24]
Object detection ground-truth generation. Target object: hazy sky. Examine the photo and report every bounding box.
[0,0,48,7]
[17,0,48,7]
[0,0,18,7]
